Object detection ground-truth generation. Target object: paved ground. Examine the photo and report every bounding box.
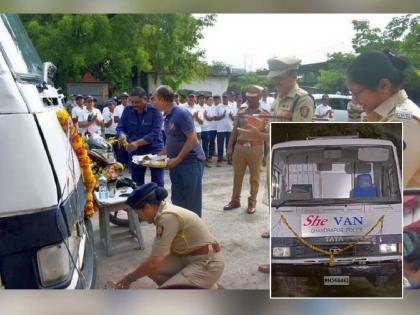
[92,159,270,289]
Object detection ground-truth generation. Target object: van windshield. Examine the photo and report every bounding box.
[0,14,42,79]
[271,145,401,207]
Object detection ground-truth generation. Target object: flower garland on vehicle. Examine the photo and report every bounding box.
[56,108,96,218]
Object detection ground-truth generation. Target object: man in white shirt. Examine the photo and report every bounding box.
[214,94,233,167]
[115,92,130,164]
[77,95,104,136]
[102,98,118,138]
[198,93,213,167]
[260,89,273,113]
[228,91,237,109]
[206,96,218,163]
[180,93,203,140]
[315,94,333,120]
[71,94,85,134]
[115,92,130,123]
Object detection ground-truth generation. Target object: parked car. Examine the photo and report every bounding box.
[313,94,352,122]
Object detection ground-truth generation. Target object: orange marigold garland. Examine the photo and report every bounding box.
[56,108,96,218]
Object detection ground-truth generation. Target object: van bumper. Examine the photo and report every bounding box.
[272,260,402,277]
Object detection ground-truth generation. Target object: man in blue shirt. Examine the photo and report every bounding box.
[116,87,164,187]
[153,85,205,217]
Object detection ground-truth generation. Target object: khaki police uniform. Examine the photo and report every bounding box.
[347,101,364,122]
[148,201,225,288]
[267,57,314,122]
[230,86,265,207]
[366,89,420,187]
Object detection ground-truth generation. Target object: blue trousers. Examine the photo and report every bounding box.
[201,130,217,160]
[129,159,164,187]
[169,159,204,217]
[117,146,129,165]
[217,132,231,162]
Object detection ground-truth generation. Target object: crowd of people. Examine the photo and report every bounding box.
[64,48,420,289]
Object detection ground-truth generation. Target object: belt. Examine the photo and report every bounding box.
[237,140,264,147]
[186,243,221,256]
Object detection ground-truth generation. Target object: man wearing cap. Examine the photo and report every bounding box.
[115,182,224,289]
[102,98,118,139]
[223,85,265,214]
[71,94,85,134]
[153,85,206,217]
[116,87,164,187]
[268,57,314,121]
[77,95,104,135]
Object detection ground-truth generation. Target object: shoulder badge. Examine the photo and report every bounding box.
[395,110,412,120]
[299,106,310,118]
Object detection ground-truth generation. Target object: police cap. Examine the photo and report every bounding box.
[267,56,301,78]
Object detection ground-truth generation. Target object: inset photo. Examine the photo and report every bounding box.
[270,122,403,298]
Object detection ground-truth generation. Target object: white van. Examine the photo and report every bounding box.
[271,136,402,287]
[0,14,96,289]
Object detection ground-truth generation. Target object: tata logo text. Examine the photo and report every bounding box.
[303,215,364,227]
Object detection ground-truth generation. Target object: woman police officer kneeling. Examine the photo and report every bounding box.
[115,183,224,289]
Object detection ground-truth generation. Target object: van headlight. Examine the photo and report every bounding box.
[273,247,291,257]
[380,243,397,254]
[37,237,75,287]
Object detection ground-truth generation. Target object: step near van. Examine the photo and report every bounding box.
[0,14,96,289]
[271,136,402,287]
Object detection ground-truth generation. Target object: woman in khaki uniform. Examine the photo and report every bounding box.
[115,183,224,289]
[346,50,420,187]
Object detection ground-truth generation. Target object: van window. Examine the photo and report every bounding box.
[0,14,42,78]
[272,145,400,206]
[329,98,349,110]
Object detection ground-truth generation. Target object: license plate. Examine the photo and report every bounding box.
[324,276,350,286]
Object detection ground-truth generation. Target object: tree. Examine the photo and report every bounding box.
[228,72,271,92]
[316,52,355,94]
[351,14,420,99]
[20,14,215,93]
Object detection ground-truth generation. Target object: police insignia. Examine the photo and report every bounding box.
[156,225,164,238]
[396,111,412,120]
[300,106,310,118]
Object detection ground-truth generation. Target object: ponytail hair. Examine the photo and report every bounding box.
[347,49,411,90]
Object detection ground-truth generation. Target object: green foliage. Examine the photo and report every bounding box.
[228,72,270,92]
[351,14,420,98]
[315,52,355,94]
[20,14,216,93]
